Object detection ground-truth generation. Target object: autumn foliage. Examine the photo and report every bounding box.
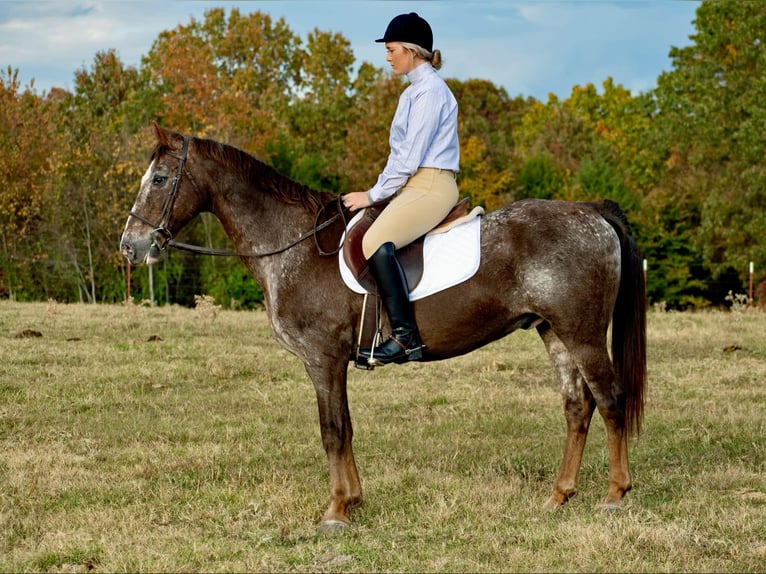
[0,2,763,308]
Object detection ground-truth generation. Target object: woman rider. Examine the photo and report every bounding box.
[342,12,460,366]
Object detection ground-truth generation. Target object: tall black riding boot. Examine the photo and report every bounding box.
[360,242,424,366]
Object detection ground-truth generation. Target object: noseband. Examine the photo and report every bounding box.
[129,136,196,253]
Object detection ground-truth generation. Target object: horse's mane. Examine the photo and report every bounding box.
[151,136,335,215]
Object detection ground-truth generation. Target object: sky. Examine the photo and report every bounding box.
[0,1,700,101]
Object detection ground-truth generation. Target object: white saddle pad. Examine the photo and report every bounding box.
[338,212,482,301]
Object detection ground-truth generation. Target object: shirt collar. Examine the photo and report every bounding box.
[406,62,433,84]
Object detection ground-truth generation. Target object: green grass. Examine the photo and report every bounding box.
[1,301,764,572]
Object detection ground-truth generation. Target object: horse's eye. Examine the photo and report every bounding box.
[152,175,168,186]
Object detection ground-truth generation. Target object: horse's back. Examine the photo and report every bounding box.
[483,197,619,260]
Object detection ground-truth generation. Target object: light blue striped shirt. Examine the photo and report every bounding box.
[367,63,460,203]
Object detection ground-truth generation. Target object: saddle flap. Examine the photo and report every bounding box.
[342,205,424,293]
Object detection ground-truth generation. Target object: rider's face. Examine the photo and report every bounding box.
[385,43,415,75]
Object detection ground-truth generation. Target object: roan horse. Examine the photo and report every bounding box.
[120,124,646,531]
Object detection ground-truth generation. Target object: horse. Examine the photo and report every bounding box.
[120,124,646,532]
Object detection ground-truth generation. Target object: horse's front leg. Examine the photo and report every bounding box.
[305,360,362,531]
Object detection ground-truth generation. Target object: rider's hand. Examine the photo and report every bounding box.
[342,192,372,213]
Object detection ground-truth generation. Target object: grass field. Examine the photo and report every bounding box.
[1,300,764,572]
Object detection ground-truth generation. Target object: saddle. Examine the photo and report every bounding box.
[342,197,481,293]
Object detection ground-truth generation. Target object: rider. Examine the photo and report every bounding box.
[342,12,460,366]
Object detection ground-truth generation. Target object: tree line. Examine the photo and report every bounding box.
[1,1,763,309]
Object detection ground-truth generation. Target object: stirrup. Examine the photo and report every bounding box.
[353,293,382,370]
[352,293,425,369]
[367,339,425,367]
[365,329,425,366]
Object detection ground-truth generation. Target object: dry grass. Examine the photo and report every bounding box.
[1,300,764,572]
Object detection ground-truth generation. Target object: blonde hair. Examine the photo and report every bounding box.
[400,41,443,70]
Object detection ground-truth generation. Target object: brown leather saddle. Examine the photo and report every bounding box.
[342,197,479,293]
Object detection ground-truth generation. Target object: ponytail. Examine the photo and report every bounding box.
[401,42,444,70]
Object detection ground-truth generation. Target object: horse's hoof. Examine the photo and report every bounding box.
[543,493,569,511]
[318,519,349,535]
[597,503,623,514]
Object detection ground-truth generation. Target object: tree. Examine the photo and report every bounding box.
[141,8,303,152]
[449,79,529,209]
[42,51,148,303]
[279,28,356,191]
[8,3,759,308]
[514,80,656,207]
[0,67,58,299]
[515,92,596,192]
[651,1,766,291]
[515,154,562,200]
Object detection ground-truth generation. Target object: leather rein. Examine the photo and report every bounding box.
[128,136,348,258]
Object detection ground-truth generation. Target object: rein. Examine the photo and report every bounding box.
[128,137,349,258]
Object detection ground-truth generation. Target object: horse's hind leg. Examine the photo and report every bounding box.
[566,337,633,509]
[538,324,597,509]
[600,417,631,509]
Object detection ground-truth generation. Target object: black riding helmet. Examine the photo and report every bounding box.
[375,12,433,52]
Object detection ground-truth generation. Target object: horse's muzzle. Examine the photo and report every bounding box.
[120,240,136,263]
[120,236,161,265]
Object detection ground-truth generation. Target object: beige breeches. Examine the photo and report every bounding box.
[362,168,459,259]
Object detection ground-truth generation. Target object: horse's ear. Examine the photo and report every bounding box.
[152,122,184,150]
[153,122,169,146]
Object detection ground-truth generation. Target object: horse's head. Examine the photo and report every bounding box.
[120,123,206,265]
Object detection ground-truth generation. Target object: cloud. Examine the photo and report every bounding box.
[0,1,699,99]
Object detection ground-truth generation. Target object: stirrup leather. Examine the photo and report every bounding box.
[353,293,382,370]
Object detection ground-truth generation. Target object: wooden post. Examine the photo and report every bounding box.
[643,259,647,290]
[749,261,754,305]
[149,264,155,306]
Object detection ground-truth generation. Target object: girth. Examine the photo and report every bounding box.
[342,197,473,293]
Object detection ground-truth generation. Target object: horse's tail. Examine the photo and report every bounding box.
[595,200,647,437]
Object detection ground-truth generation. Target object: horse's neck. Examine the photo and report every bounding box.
[211,181,337,337]
[210,180,318,268]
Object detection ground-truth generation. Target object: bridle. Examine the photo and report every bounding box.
[127,136,348,258]
[129,136,194,253]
